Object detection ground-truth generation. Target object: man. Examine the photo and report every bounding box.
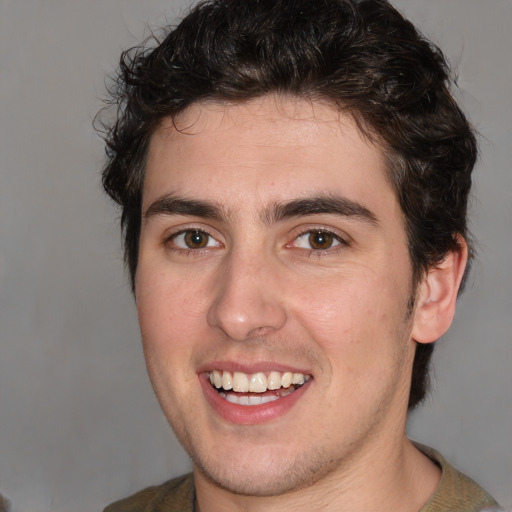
[100,0,501,510]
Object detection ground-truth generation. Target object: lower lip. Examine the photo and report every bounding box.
[199,374,311,425]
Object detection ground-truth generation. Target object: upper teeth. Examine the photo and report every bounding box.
[208,370,309,393]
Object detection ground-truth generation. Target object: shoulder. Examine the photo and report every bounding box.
[103,473,194,512]
[416,444,502,512]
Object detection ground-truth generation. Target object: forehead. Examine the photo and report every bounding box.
[143,95,396,217]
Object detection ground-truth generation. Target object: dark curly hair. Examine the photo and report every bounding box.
[99,0,477,410]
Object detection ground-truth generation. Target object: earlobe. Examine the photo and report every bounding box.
[411,236,468,344]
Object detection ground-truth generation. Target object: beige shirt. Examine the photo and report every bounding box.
[418,445,500,512]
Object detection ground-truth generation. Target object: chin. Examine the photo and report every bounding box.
[191,442,339,497]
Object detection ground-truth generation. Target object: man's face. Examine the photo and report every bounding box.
[136,96,419,496]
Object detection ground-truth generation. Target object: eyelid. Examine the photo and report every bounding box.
[163,224,224,251]
[173,231,219,249]
[294,231,342,250]
[286,225,350,251]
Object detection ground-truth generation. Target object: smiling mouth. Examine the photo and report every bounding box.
[207,370,311,406]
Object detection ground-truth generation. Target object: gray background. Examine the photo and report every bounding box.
[0,1,510,511]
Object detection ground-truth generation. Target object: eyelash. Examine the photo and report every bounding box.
[287,228,349,256]
[164,227,349,256]
[165,228,222,254]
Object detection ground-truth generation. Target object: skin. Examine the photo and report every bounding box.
[136,96,465,511]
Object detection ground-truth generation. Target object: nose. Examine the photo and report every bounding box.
[207,249,288,341]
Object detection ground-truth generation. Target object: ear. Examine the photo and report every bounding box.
[411,236,468,344]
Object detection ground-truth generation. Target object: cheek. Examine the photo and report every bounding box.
[290,269,410,365]
[137,278,203,406]
[137,266,208,341]
[292,275,412,414]
[136,277,197,390]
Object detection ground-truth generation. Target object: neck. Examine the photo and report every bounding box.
[194,436,441,512]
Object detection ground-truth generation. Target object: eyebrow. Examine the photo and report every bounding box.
[263,196,379,226]
[144,195,227,222]
[144,193,379,227]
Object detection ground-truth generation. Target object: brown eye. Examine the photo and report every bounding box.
[308,231,335,250]
[292,230,343,251]
[184,230,208,248]
[171,229,219,250]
